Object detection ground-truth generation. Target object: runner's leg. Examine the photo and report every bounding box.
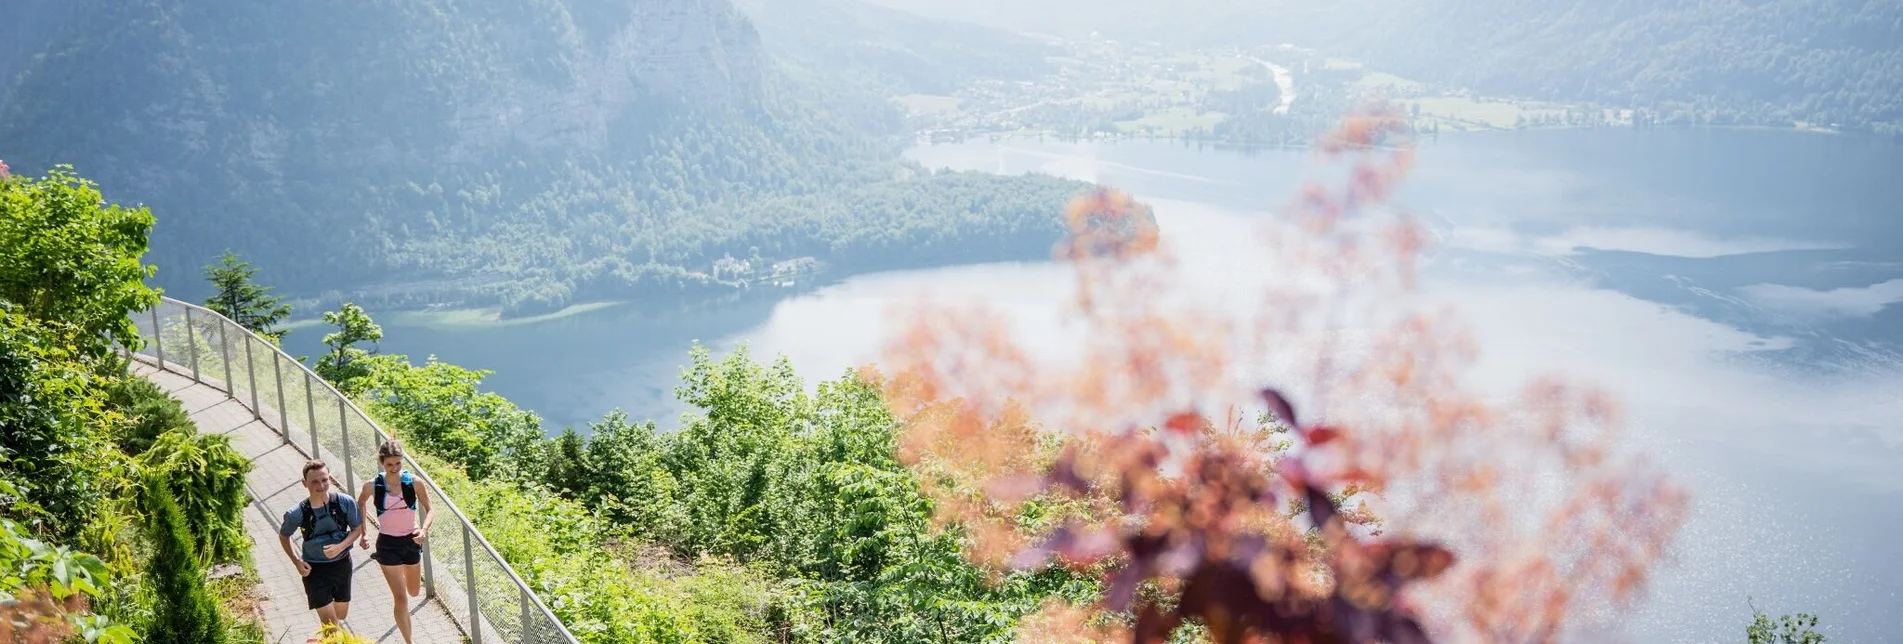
[403,563,422,597]
[382,562,414,644]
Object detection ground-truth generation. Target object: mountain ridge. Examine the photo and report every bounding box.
[0,0,1090,314]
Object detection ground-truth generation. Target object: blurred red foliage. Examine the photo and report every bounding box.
[0,590,84,644]
[872,108,1687,643]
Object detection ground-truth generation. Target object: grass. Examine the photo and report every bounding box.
[1199,56,1260,90]
[210,556,269,644]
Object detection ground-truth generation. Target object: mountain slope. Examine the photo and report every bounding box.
[0,0,1087,312]
[735,0,1056,97]
[865,0,1903,131]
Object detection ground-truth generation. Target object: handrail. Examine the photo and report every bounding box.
[130,296,579,644]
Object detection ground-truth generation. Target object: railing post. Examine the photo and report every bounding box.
[273,352,290,444]
[243,334,261,420]
[422,539,436,600]
[464,528,483,644]
[151,307,165,367]
[184,307,201,383]
[304,375,319,458]
[521,587,533,640]
[339,398,354,488]
[217,320,235,395]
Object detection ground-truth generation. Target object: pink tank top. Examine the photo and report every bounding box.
[377,476,418,536]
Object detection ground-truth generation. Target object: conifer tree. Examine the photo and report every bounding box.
[203,250,291,343]
[141,482,227,644]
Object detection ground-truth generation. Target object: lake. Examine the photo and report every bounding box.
[284,128,1903,642]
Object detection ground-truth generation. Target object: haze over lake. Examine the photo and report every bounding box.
[287,128,1903,642]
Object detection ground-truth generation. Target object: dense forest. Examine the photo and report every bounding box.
[867,0,1903,134]
[1329,0,1903,132]
[735,0,1057,98]
[0,0,1094,314]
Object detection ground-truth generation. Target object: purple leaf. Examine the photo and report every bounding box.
[1383,615,1435,644]
[1047,458,1090,494]
[1226,534,1268,567]
[1259,387,1298,428]
[1304,483,1339,531]
[1103,561,1152,612]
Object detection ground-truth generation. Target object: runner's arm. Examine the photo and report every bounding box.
[342,498,367,545]
[278,534,299,564]
[417,482,435,538]
[355,481,377,546]
[276,510,309,574]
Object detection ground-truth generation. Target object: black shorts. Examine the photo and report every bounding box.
[375,533,422,566]
[302,555,352,609]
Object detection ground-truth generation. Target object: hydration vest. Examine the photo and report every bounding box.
[298,494,349,541]
[374,470,418,517]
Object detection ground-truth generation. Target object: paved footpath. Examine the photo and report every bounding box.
[134,363,466,644]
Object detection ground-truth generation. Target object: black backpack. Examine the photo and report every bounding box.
[298,494,348,541]
[373,471,417,517]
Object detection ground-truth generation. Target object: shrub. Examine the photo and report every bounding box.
[418,452,776,644]
[135,428,252,565]
[138,483,227,644]
[0,308,112,541]
[104,375,193,456]
[0,518,136,644]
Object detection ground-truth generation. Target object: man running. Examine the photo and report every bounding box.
[278,459,365,637]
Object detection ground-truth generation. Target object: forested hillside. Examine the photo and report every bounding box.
[735,0,1056,98]
[868,0,1903,132]
[0,0,1090,313]
[1333,0,1903,130]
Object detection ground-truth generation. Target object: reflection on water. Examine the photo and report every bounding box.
[293,129,1902,641]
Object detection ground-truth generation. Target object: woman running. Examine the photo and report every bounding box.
[356,439,434,644]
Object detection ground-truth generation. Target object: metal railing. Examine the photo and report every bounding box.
[127,297,579,644]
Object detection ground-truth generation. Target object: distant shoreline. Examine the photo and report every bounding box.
[915,119,1868,155]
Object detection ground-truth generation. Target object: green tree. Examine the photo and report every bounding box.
[353,354,547,482]
[314,302,382,385]
[544,411,681,539]
[203,250,291,343]
[1747,601,1826,644]
[0,165,159,359]
[139,482,227,644]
